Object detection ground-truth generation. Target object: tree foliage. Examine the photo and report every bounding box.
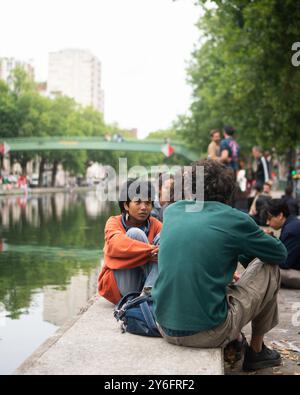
[0,68,114,183]
[179,0,300,155]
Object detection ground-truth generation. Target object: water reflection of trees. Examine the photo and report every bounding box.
[0,192,112,229]
[0,192,118,318]
[0,255,99,320]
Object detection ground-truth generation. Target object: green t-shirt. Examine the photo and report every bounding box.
[152,200,287,332]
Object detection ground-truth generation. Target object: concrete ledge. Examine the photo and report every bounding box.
[15,297,223,375]
[0,186,95,196]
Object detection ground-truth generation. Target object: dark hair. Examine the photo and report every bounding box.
[267,199,290,218]
[223,125,236,136]
[285,185,293,197]
[186,159,236,204]
[118,179,155,213]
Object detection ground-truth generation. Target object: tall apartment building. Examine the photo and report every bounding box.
[48,49,104,114]
[0,57,35,86]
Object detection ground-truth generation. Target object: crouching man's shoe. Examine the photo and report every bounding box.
[243,343,282,371]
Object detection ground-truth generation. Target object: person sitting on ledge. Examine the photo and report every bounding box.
[266,199,300,289]
[151,173,175,222]
[98,179,162,305]
[152,160,287,372]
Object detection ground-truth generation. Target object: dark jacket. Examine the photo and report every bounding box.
[280,215,300,270]
[255,156,270,188]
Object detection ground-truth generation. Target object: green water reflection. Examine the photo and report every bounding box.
[0,192,117,374]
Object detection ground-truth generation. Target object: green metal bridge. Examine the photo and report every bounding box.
[0,137,199,162]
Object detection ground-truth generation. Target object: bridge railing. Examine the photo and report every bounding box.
[0,137,200,162]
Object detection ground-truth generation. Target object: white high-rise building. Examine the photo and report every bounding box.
[48,49,104,114]
[0,57,35,86]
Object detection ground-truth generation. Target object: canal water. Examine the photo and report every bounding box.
[0,191,117,375]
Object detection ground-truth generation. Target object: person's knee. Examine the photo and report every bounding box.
[126,227,147,241]
[264,264,281,295]
[248,259,281,289]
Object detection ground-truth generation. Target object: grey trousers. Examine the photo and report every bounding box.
[159,259,281,349]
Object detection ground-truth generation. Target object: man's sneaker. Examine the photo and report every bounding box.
[224,333,248,364]
[243,343,282,371]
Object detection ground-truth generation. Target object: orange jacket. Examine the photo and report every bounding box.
[98,215,162,304]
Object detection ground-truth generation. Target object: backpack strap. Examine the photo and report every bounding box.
[140,301,158,335]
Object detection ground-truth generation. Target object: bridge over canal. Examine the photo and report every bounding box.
[0,137,199,162]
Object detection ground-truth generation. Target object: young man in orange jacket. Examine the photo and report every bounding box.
[98,179,162,304]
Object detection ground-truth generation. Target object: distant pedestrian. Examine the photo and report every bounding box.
[220,126,240,174]
[264,150,272,176]
[252,146,270,189]
[207,129,221,160]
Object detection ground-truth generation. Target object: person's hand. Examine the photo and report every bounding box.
[233,272,241,282]
[149,246,159,263]
[263,229,275,237]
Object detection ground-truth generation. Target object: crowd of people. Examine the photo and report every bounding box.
[0,174,28,191]
[97,126,300,372]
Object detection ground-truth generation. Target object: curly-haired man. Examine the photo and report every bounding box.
[152,160,287,371]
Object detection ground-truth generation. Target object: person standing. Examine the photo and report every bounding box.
[207,129,221,160]
[252,146,270,189]
[220,126,240,174]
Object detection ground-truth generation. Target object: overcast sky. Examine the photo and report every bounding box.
[0,0,200,138]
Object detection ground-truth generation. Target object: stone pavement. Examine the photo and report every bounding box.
[226,288,300,375]
[15,296,223,376]
[14,286,300,375]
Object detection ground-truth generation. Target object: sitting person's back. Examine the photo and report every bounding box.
[153,198,284,334]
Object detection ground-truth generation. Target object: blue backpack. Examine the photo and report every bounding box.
[114,292,162,337]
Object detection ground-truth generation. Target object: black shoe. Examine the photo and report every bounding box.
[224,333,248,364]
[243,343,282,371]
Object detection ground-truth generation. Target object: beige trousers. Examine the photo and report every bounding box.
[159,259,281,348]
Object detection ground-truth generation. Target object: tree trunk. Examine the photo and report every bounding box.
[51,160,59,187]
[20,157,28,176]
[38,158,45,187]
